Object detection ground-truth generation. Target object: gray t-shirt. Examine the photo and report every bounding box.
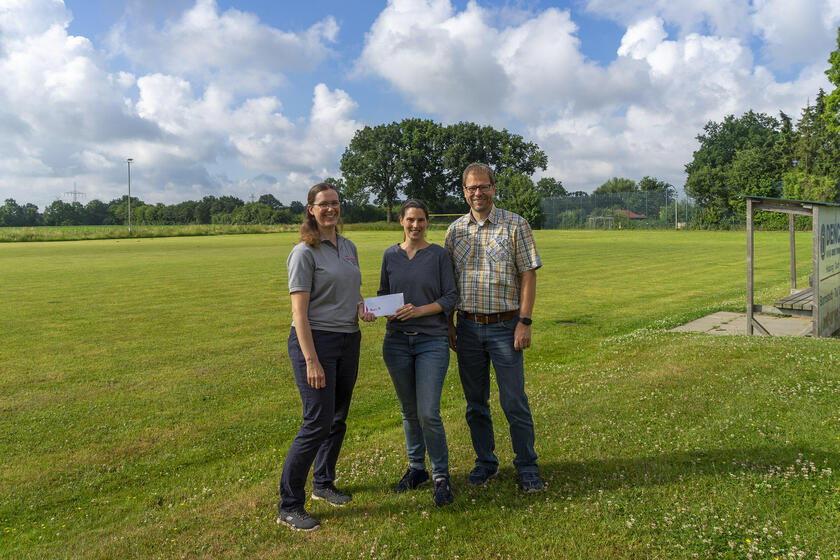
[377,243,458,336]
[287,234,361,333]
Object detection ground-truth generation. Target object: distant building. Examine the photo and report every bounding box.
[613,209,647,220]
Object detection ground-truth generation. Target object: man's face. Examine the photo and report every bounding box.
[463,171,495,215]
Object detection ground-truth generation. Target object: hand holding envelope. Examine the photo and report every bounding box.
[363,293,404,317]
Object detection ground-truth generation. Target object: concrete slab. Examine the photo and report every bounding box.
[670,311,813,337]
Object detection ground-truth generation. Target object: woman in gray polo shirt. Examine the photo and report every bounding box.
[378,199,458,507]
[277,183,374,532]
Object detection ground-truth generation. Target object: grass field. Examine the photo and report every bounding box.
[0,224,300,242]
[1,230,838,559]
[0,222,403,243]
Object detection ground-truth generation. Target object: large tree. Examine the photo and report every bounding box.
[594,177,636,194]
[0,199,40,227]
[441,122,547,192]
[684,111,782,224]
[43,200,86,226]
[535,177,567,198]
[823,27,840,134]
[340,122,404,221]
[340,119,548,219]
[495,169,544,228]
[399,119,449,205]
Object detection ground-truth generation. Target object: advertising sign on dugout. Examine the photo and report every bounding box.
[816,205,840,337]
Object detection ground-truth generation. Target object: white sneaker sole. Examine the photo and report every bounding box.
[311,493,350,507]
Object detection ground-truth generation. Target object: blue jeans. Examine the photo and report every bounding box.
[280,327,360,512]
[455,315,538,474]
[382,331,450,480]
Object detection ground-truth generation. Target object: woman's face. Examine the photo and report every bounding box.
[400,207,428,242]
[308,188,340,229]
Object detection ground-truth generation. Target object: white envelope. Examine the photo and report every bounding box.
[364,293,404,317]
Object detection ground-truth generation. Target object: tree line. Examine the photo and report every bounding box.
[0,195,305,228]
[0,120,572,228]
[683,28,840,227]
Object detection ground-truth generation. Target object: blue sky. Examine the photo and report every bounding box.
[1,0,837,208]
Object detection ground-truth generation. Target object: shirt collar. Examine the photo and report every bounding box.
[319,232,342,246]
[468,204,497,225]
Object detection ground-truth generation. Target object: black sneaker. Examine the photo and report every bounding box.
[466,464,498,485]
[433,477,454,507]
[394,467,430,493]
[277,508,320,531]
[519,471,545,493]
[312,484,352,506]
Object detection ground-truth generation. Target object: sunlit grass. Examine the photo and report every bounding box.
[1,230,837,559]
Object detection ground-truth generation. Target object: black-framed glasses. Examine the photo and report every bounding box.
[464,184,493,193]
[312,201,341,208]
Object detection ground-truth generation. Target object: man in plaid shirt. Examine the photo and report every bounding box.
[444,162,544,493]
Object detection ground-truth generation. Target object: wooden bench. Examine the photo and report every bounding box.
[773,288,813,316]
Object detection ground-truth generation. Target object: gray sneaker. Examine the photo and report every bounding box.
[312,484,352,506]
[277,508,320,531]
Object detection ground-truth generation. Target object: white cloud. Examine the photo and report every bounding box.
[107,0,338,93]
[585,0,753,39]
[358,0,833,193]
[752,0,840,69]
[357,0,509,119]
[0,0,70,39]
[0,0,360,208]
[618,17,668,60]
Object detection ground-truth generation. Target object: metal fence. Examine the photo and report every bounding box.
[541,188,698,229]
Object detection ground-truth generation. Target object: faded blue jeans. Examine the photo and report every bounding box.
[382,331,450,480]
[455,315,538,474]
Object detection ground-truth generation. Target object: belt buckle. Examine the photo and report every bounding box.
[479,314,490,325]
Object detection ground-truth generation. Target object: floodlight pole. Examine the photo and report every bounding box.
[126,158,133,234]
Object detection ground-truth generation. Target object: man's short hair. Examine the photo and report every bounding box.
[462,163,495,188]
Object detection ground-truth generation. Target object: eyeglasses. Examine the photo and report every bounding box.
[312,201,340,208]
[464,184,493,193]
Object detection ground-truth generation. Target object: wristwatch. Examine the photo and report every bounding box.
[518,316,532,326]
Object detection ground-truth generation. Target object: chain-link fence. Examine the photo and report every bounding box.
[541,188,698,229]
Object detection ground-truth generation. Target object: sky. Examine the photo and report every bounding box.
[1,0,839,209]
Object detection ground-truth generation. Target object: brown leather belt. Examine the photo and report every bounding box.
[459,310,519,324]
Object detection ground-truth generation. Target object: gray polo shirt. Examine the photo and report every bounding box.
[287,234,361,333]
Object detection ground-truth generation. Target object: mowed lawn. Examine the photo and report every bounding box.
[1,230,838,559]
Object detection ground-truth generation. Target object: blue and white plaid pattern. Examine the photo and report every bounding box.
[444,206,541,314]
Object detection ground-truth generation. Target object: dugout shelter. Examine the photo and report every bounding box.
[745,196,840,338]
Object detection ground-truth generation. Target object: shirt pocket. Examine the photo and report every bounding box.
[486,236,512,265]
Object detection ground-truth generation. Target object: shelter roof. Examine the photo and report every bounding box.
[742,195,840,208]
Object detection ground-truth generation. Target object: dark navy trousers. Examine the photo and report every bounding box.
[279,327,361,512]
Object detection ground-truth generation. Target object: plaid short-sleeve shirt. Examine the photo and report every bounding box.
[444,205,541,314]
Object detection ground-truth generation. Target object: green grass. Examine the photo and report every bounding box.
[0,223,305,242]
[1,230,838,559]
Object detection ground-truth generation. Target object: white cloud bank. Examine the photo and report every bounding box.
[2,0,840,209]
[0,0,358,207]
[358,0,838,192]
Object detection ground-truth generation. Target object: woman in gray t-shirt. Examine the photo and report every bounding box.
[277,183,374,532]
[378,199,457,507]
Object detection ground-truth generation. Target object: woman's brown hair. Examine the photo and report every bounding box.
[300,183,340,248]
